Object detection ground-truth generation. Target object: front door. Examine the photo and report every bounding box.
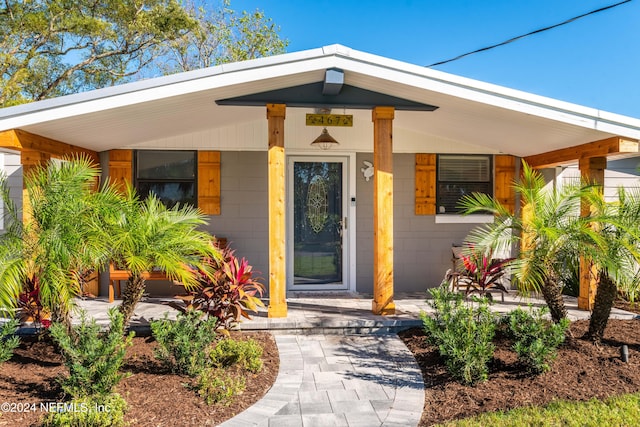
[288,157,348,291]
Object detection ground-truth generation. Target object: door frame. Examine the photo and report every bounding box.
[286,153,356,292]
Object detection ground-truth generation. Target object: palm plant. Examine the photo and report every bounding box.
[581,187,640,343]
[459,162,598,323]
[0,156,119,326]
[104,184,220,326]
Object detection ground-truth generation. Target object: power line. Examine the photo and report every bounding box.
[427,0,633,68]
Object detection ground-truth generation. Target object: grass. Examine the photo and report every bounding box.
[437,392,640,426]
[294,253,337,277]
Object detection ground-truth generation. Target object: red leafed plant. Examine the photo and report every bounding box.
[459,244,514,299]
[170,247,265,332]
[18,276,52,329]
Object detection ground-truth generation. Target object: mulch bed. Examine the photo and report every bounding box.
[399,317,640,426]
[0,331,278,427]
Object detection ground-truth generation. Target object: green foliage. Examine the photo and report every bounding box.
[210,338,263,373]
[171,247,264,331]
[0,156,121,325]
[196,367,246,405]
[105,184,219,326]
[161,0,288,73]
[150,310,218,377]
[0,319,20,364]
[459,161,600,323]
[1,0,286,106]
[48,308,133,398]
[422,284,496,385]
[41,393,127,427]
[435,391,640,427]
[503,306,569,374]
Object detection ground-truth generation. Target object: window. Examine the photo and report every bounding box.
[437,154,492,214]
[135,150,197,208]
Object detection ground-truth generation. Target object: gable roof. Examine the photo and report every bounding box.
[1,44,639,157]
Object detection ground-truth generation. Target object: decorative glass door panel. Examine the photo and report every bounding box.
[290,160,346,288]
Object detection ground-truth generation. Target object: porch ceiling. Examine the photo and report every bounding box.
[1,45,639,158]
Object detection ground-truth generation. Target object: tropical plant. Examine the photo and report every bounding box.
[171,247,265,331]
[581,186,640,343]
[422,284,496,386]
[0,156,121,326]
[459,161,598,323]
[150,310,218,377]
[103,184,220,326]
[48,308,133,398]
[457,244,513,299]
[503,306,569,374]
[0,319,20,364]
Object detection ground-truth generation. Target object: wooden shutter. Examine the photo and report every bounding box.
[198,151,221,215]
[415,153,436,215]
[494,155,516,214]
[108,149,132,194]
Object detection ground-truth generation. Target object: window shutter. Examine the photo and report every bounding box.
[494,155,516,214]
[108,149,132,193]
[415,153,436,215]
[198,151,221,215]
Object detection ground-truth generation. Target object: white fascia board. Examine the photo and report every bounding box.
[0,55,337,130]
[332,48,640,137]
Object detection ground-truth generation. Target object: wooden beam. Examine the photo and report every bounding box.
[523,137,638,169]
[266,103,287,318]
[372,106,396,315]
[0,129,99,164]
[578,157,606,311]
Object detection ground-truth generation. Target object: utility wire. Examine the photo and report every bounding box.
[427,0,633,68]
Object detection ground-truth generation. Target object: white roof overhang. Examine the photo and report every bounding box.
[1,44,639,157]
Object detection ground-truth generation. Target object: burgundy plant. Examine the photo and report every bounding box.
[171,248,265,331]
[459,244,513,299]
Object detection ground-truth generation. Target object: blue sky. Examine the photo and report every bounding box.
[238,0,640,118]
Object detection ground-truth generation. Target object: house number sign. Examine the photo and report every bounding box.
[306,114,353,127]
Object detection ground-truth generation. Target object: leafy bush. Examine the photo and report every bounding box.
[196,367,246,405]
[503,306,569,374]
[0,319,20,363]
[150,310,218,377]
[458,244,513,299]
[171,247,265,331]
[41,393,127,427]
[210,338,263,373]
[422,284,496,385]
[49,308,133,398]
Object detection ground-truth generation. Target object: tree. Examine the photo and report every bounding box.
[459,162,597,323]
[0,0,287,107]
[104,184,219,326]
[157,0,288,74]
[582,187,640,343]
[0,156,121,325]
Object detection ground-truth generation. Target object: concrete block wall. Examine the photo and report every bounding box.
[356,153,474,294]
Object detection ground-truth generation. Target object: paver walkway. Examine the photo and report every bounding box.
[219,334,424,427]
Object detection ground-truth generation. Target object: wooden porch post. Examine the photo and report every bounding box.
[578,156,606,310]
[20,150,50,222]
[267,104,288,318]
[372,106,395,315]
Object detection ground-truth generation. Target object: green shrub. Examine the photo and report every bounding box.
[41,393,127,427]
[150,310,218,377]
[196,367,246,405]
[503,306,569,374]
[422,284,496,385]
[210,338,263,373]
[49,308,133,398]
[0,319,20,364]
